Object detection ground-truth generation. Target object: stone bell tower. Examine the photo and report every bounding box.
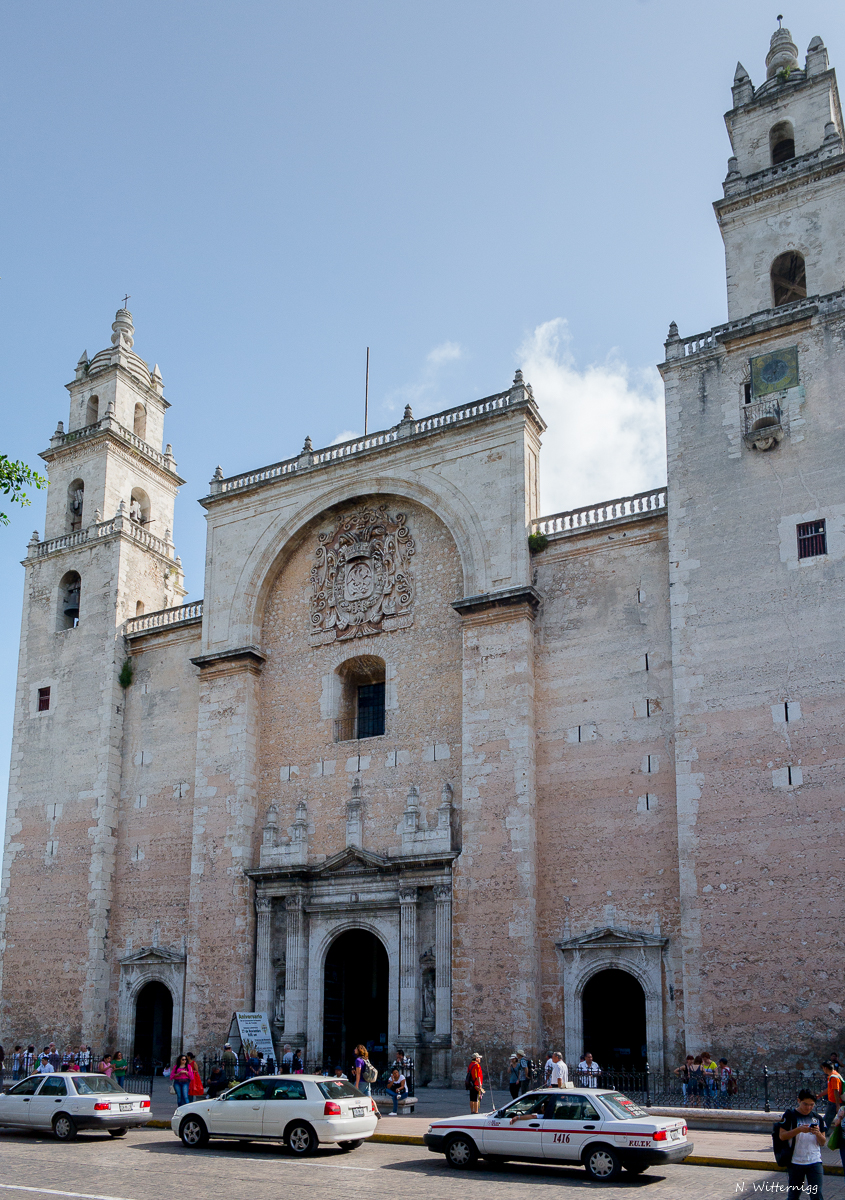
[0,308,186,1047]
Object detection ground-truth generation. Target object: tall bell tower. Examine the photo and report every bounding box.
[0,309,186,1047]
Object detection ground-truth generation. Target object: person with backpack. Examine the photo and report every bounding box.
[775,1088,827,1199]
[466,1053,484,1114]
[353,1044,381,1117]
[819,1060,843,1127]
[516,1050,532,1095]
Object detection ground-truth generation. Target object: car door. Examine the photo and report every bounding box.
[482,1094,548,1158]
[0,1075,43,1125]
[208,1079,268,1136]
[28,1075,69,1129]
[540,1093,604,1162]
[261,1079,308,1137]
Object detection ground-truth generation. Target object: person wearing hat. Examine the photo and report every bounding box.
[508,1054,521,1100]
[467,1053,484,1114]
[222,1042,238,1084]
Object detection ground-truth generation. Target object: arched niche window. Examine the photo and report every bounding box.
[135,600,145,617]
[58,571,81,630]
[771,251,807,307]
[133,403,147,440]
[334,655,386,742]
[129,488,150,525]
[770,121,795,165]
[85,395,99,426]
[67,478,84,533]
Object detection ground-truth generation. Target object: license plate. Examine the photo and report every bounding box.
[120,1103,132,1112]
[670,1129,680,1140]
[352,1107,365,1117]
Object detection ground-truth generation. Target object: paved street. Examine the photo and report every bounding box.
[0,1129,843,1200]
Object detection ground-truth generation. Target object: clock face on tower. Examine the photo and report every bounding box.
[750,346,799,397]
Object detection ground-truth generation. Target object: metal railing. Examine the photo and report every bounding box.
[742,396,782,437]
[200,1054,414,1095]
[531,488,667,539]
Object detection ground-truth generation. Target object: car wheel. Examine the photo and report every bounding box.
[179,1117,209,1148]
[444,1134,478,1169]
[108,1129,128,1138]
[286,1122,317,1156]
[339,1139,363,1151]
[53,1115,77,1141]
[583,1144,622,1181]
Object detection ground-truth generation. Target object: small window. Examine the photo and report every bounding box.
[770,121,795,165]
[334,655,386,742]
[85,395,99,426]
[743,381,752,404]
[357,682,386,738]
[38,687,51,713]
[135,601,145,617]
[771,251,807,307]
[797,520,826,559]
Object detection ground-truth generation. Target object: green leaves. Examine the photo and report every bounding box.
[0,454,46,526]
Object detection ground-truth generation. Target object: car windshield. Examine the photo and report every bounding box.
[599,1091,650,1120]
[497,1094,547,1117]
[318,1081,364,1100]
[72,1075,126,1095]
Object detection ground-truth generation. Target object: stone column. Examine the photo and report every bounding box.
[399,886,418,1042]
[283,894,308,1044]
[434,885,452,1038]
[254,896,273,1018]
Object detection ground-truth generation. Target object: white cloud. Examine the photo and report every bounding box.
[330,429,361,445]
[427,341,462,366]
[519,318,666,517]
[384,340,464,414]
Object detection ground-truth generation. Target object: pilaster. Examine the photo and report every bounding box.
[254,896,273,1019]
[283,893,308,1043]
[399,886,418,1041]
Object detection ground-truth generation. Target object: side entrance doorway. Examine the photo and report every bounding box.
[323,929,389,1074]
[133,981,173,1072]
[581,968,647,1072]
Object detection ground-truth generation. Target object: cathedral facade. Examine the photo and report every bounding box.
[2,25,844,1081]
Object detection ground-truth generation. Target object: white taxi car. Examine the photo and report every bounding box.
[172,1075,378,1154]
[424,1088,693,1181]
[0,1073,151,1140]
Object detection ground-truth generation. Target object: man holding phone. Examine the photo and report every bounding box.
[778,1089,827,1199]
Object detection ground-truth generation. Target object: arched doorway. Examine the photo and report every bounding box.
[323,930,388,1073]
[133,981,173,1071]
[582,969,647,1072]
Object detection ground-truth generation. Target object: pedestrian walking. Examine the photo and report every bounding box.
[508,1054,521,1100]
[385,1067,408,1115]
[112,1051,128,1088]
[515,1049,531,1095]
[700,1052,718,1108]
[186,1052,204,1099]
[674,1055,695,1105]
[819,1060,843,1128]
[222,1043,238,1084]
[353,1044,381,1116]
[578,1052,601,1088]
[543,1051,554,1086]
[777,1088,826,1200]
[170,1055,192,1108]
[466,1053,484,1115]
[548,1051,568,1088]
[718,1058,735,1108]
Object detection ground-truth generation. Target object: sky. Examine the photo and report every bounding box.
[0,1,842,836]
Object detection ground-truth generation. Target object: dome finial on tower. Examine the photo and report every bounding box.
[766,19,799,79]
[111,305,135,350]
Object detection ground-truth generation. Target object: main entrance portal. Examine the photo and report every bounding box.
[323,930,389,1072]
[582,969,647,1072]
[133,981,173,1071]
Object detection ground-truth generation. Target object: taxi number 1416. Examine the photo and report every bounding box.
[552,1133,572,1143]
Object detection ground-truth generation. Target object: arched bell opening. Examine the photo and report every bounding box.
[57,571,81,630]
[67,479,84,533]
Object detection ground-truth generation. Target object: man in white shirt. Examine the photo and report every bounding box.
[778,1089,826,1199]
[549,1052,569,1087]
[578,1053,601,1088]
[38,1054,55,1073]
[543,1053,554,1085]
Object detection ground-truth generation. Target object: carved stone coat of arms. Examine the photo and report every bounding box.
[310,506,415,644]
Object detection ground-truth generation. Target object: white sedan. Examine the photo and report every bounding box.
[172,1074,378,1154]
[424,1088,693,1181]
[0,1073,151,1140]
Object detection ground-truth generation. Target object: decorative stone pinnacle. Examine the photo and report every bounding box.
[165,444,173,457]
[302,436,313,453]
[28,530,40,546]
[213,465,223,480]
[513,369,524,386]
[94,509,102,523]
[54,420,64,437]
[667,321,680,340]
[77,350,89,366]
[402,404,413,421]
[111,307,135,350]
[117,498,126,516]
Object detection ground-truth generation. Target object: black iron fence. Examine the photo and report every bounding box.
[524,1065,821,1113]
[200,1054,414,1096]
[0,1060,153,1096]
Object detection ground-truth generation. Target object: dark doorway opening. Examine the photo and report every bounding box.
[582,969,647,1072]
[133,981,173,1071]
[323,930,389,1073]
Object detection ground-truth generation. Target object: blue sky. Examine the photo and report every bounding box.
[1,1,842,834]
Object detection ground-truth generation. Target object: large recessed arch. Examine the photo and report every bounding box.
[215,474,490,653]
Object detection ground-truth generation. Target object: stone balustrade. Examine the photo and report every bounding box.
[671,286,845,362]
[124,600,203,637]
[532,488,667,538]
[32,515,173,560]
[49,415,176,472]
[214,387,526,496]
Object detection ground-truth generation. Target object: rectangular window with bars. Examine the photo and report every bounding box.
[37,687,51,712]
[797,519,827,559]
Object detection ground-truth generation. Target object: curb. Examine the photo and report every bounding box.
[145,1120,172,1129]
[371,1133,426,1146]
